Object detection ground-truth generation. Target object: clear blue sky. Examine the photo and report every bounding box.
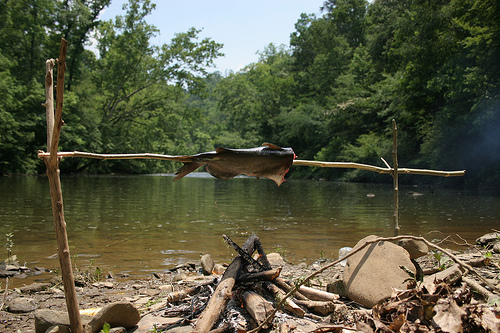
[97,0,325,73]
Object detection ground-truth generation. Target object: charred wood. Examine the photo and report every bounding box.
[242,290,275,329]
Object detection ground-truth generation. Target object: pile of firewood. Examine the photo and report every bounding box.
[154,235,353,332]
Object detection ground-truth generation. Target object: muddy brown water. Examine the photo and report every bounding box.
[1,174,498,287]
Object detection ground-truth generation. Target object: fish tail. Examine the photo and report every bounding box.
[173,162,205,181]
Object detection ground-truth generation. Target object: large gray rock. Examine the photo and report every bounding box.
[86,301,140,333]
[34,309,93,333]
[8,297,39,313]
[343,235,416,308]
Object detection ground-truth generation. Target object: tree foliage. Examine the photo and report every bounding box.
[1,0,499,188]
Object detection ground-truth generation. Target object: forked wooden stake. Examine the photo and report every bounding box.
[42,38,83,333]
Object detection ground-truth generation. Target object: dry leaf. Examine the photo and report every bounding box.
[432,298,466,333]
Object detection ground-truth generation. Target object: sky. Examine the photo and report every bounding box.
[96,0,325,73]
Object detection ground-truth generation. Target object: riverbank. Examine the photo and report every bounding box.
[1,234,499,332]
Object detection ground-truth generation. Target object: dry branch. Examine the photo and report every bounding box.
[298,286,339,302]
[265,282,305,318]
[37,151,193,163]
[292,160,465,177]
[42,39,84,333]
[392,119,400,236]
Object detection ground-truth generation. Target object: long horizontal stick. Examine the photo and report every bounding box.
[37,151,465,177]
[293,159,465,177]
[37,150,193,162]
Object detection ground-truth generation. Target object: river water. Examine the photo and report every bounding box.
[1,174,498,285]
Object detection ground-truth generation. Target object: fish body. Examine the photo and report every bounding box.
[173,143,295,186]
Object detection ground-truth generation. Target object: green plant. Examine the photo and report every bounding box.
[274,245,287,260]
[432,251,450,271]
[5,233,14,258]
[74,258,103,284]
[100,322,110,333]
[400,265,423,288]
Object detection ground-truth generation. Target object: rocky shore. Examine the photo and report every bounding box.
[0,233,499,333]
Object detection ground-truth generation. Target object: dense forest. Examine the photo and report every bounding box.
[1,0,499,188]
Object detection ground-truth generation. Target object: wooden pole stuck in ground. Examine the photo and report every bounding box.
[42,38,84,333]
[392,119,400,236]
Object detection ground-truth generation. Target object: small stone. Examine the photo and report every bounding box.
[493,241,500,253]
[8,297,39,313]
[200,254,214,275]
[5,264,20,271]
[149,300,169,312]
[137,314,184,332]
[140,288,161,296]
[398,238,429,259]
[213,263,226,275]
[311,263,321,271]
[18,282,51,293]
[93,281,114,288]
[266,253,285,268]
[86,301,140,333]
[326,279,346,297]
[173,273,187,282]
[476,232,500,246]
[103,281,114,288]
[159,284,175,292]
[109,327,126,333]
[330,303,349,324]
[0,270,17,278]
[167,326,194,333]
[45,325,70,333]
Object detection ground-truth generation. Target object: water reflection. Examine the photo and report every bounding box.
[0,175,499,284]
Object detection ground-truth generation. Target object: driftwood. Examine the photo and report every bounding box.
[41,38,84,333]
[298,286,339,302]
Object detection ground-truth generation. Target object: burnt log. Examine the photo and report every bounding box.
[242,291,275,329]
